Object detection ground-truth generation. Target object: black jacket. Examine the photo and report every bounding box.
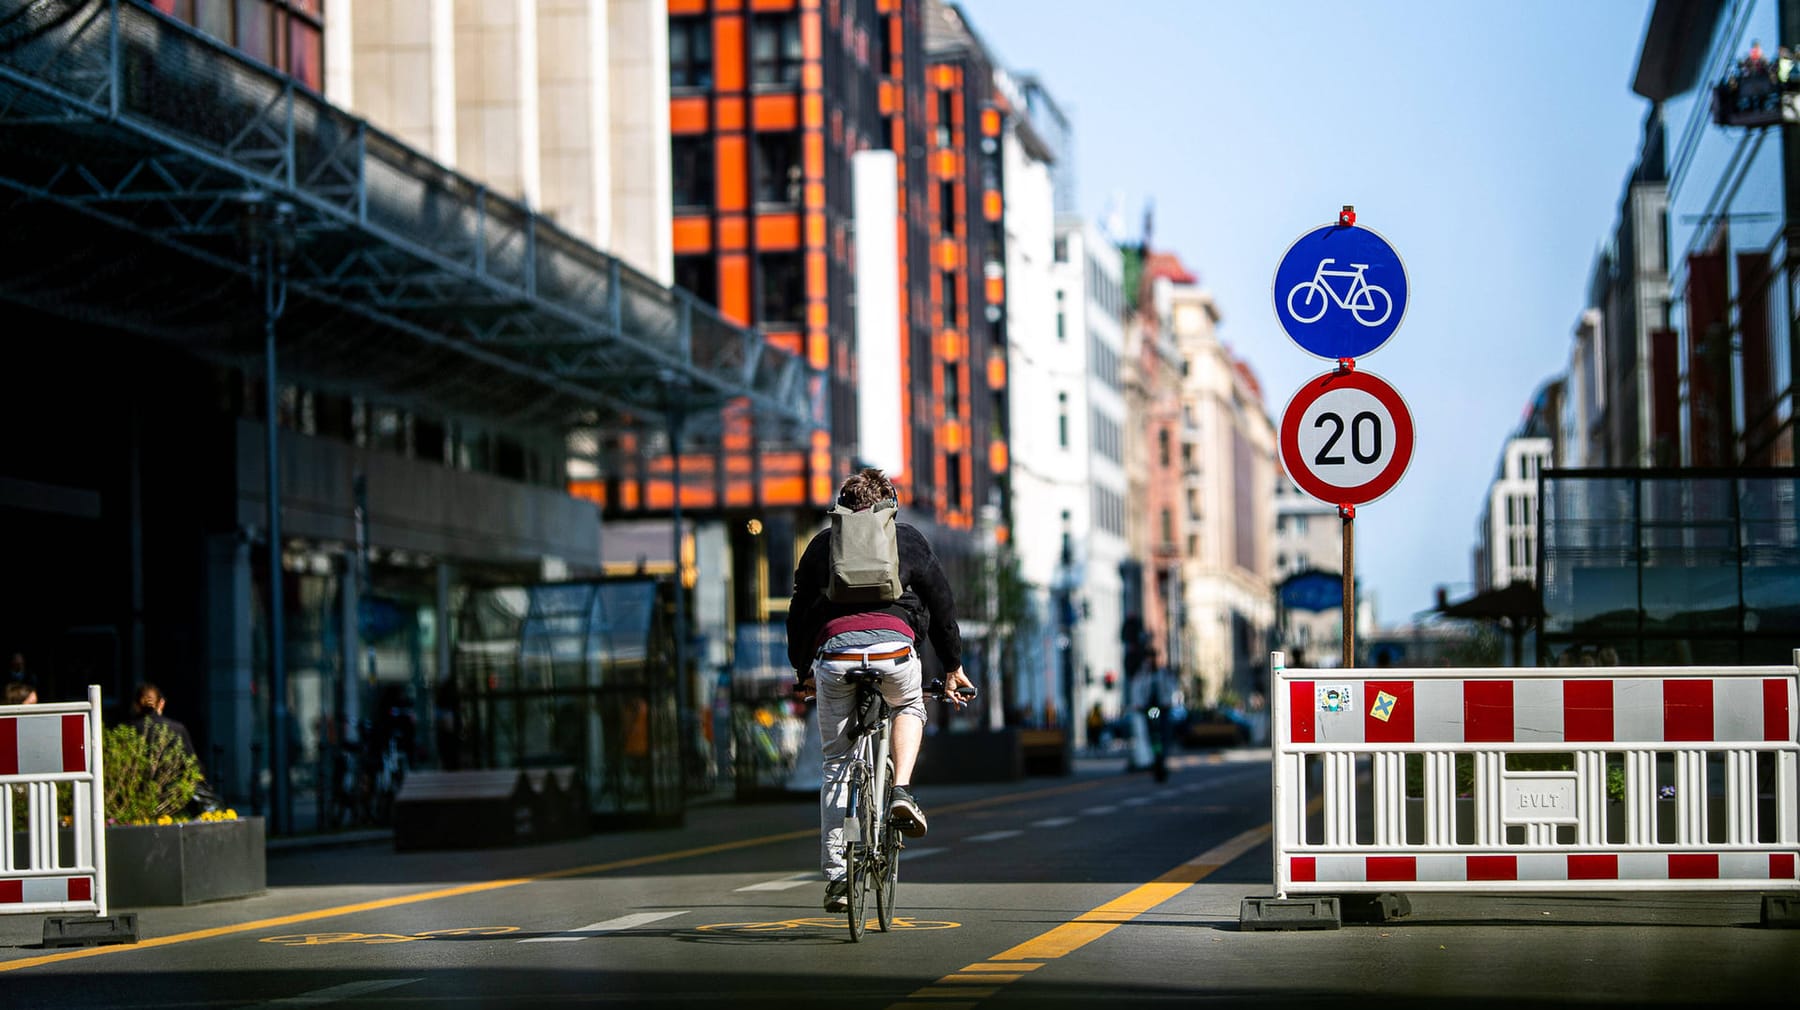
[787,520,963,676]
[125,711,197,762]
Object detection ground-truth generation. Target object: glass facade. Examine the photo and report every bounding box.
[1660,0,1795,466]
[1540,469,1800,665]
[455,579,686,826]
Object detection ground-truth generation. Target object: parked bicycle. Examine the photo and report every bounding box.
[836,670,975,941]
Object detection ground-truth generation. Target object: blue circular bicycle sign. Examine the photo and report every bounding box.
[1272,223,1408,359]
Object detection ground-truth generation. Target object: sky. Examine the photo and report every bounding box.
[964,0,1657,623]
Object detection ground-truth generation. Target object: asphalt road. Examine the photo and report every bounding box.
[2,751,1794,1008]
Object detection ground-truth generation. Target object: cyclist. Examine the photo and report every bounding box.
[789,467,974,914]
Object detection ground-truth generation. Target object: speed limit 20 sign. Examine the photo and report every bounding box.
[1279,368,1414,507]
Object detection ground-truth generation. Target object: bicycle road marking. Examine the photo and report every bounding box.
[262,926,520,947]
[0,774,1115,973]
[694,915,959,934]
[258,978,421,1006]
[518,910,686,942]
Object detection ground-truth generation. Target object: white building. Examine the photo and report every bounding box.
[1475,436,1551,592]
[1272,468,1341,666]
[994,67,1070,729]
[1053,217,1128,732]
[327,0,673,283]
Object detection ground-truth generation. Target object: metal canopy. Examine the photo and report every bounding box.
[0,0,821,439]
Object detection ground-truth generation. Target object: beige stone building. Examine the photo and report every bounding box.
[1155,268,1277,707]
[326,0,673,282]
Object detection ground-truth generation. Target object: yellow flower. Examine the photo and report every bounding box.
[156,815,174,826]
[224,809,238,820]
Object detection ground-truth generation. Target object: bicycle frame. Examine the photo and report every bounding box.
[1309,259,1376,309]
[842,673,894,854]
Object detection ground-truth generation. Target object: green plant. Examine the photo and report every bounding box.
[103,724,202,824]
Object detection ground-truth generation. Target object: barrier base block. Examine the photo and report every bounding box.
[43,914,140,948]
[1239,895,1341,931]
[1761,894,1800,929]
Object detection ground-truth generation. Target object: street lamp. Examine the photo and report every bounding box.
[237,192,296,835]
[658,369,691,790]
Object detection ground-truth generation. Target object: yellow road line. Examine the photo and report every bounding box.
[946,823,1273,988]
[0,772,1123,973]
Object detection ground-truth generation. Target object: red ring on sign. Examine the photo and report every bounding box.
[1279,368,1415,507]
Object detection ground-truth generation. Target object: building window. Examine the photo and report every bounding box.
[944,362,961,418]
[1054,234,1069,262]
[751,14,802,87]
[671,135,713,209]
[669,16,712,89]
[754,131,802,206]
[1294,515,1308,534]
[1056,289,1066,340]
[1158,428,1170,467]
[940,271,958,326]
[946,452,964,511]
[152,0,324,91]
[935,90,954,148]
[758,252,805,325]
[675,255,717,307]
[1058,392,1069,448]
[939,180,955,235]
[1161,508,1173,544]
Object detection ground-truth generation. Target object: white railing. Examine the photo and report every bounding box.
[0,686,109,917]
[1269,652,1800,895]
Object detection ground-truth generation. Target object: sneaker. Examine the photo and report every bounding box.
[889,786,928,838]
[824,878,849,913]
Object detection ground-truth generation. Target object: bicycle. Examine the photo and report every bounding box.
[1284,257,1393,327]
[836,669,975,941]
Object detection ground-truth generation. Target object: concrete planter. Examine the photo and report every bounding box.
[105,817,266,907]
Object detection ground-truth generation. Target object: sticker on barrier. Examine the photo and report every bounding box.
[1260,652,1800,900]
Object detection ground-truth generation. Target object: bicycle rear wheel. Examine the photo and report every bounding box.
[845,766,871,941]
[874,815,900,930]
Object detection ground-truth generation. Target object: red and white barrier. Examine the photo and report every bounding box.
[0,686,109,917]
[1269,652,1800,897]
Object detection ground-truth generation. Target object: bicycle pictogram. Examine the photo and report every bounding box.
[1284,258,1393,328]
[261,925,519,946]
[693,916,959,934]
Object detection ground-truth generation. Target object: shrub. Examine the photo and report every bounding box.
[103,724,202,824]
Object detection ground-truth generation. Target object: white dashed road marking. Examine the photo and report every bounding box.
[736,874,817,892]
[1031,817,1077,828]
[519,911,687,943]
[1081,806,1118,815]
[261,979,422,1006]
[965,829,1023,843]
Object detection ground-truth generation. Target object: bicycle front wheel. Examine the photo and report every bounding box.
[845,766,871,941]
[1351,283,1393,327]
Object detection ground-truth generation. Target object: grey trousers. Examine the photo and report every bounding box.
[814,641,924,881]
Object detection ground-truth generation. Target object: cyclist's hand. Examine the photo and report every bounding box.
[945,668,975,709]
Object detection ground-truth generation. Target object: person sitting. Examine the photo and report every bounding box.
[125,683,197,760]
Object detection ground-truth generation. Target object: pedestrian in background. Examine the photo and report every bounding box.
[3,680,36,705]
[126,683,197,760]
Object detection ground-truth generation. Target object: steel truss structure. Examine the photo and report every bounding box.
[0,0,820,440]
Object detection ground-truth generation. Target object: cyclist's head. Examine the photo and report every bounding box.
[838,467,898,512]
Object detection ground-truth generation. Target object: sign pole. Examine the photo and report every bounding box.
[1340,504,1354,669]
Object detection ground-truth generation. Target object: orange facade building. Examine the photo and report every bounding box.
[576,0,1012,615]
